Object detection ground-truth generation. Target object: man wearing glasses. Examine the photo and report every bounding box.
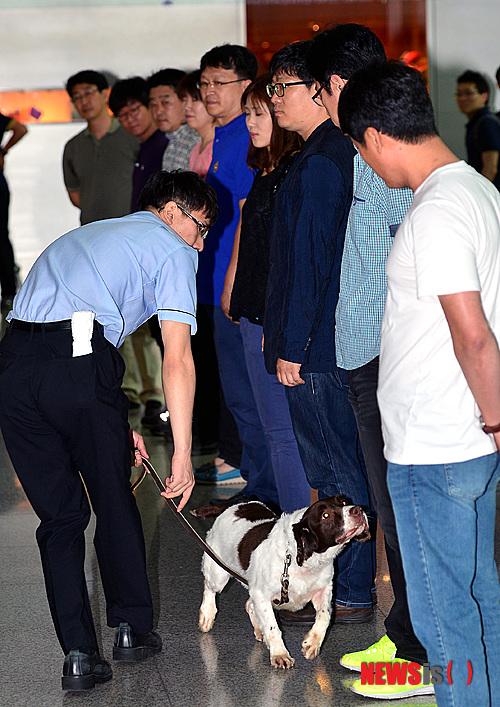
[109,76,169,212]
[195,44,280,509]
[0,170,217,691]
[263,40,375,624]
[455,69,500,191]
[63,70,139,225]
[306,24,430,701]
[109,76,169,432]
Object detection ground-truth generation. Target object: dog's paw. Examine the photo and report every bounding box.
[245,599,263,641]
[199,608,216,633]
[270,652,295,669]
[302,631,322,660]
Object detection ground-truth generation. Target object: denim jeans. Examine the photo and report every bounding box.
[388,454,500,707]
[240,318,311,513]
[286,370,376,606]
[211,306,279,508]
[348,358,426,663]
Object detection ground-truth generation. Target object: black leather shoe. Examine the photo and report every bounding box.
[334,604,374,624]
[277,602,316,626]
[62,649,112,691]
[113,622,162,662]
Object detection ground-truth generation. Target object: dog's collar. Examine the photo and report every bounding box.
[273,552,292,606]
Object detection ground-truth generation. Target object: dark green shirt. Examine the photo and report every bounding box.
[63,117,139,225]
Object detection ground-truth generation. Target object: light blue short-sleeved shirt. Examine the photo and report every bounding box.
[9,211,198,347]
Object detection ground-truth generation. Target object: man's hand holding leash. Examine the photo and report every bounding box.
[131,429,148,467]
[160,319,197,513]
[162,452,195,512]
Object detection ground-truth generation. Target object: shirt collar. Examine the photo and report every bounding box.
[214,112,247,137]
[84,116,121,137]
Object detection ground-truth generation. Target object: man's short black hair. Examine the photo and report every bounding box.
[269,40,314,84]
[137,171,218,226]
[145,68,186,94]
[200,44,258,81]
[307,24,386,94]
[457,69,490,103]
[109,77,149,116]
[496,66,500,85]
[66,70,108,97]
[338,61,438,145]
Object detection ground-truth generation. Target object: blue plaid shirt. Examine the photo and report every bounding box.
[335,153,413,370]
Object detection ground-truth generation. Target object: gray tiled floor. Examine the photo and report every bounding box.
[0,413,448,707]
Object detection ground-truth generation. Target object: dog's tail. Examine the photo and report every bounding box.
[190,504,227,519]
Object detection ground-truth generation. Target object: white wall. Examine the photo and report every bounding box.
[9,0,500,279]
[1,1,245,279]
[6,123,82,280]
[426,0,500,159]
[0,3,246,90]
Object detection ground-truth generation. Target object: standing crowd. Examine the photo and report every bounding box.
[1,21,500,707]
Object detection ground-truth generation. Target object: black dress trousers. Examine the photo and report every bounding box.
[0,323,153,654]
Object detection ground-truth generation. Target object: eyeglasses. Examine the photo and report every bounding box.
[176,203,209,239]
[197,79,247,92]
[311,82,326,105]
[265,81,310,98]
[454,91,480,98]
[71,88,100,103]
[117,103,144,122]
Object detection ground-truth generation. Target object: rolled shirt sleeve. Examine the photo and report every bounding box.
[156,245,198,334]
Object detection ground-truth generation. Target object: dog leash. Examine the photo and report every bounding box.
[273,553,292,607]
[131,456,249,586]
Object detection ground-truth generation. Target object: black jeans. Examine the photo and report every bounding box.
[193,303,242,466]
[348,356,427,664]
[0,324,153,654]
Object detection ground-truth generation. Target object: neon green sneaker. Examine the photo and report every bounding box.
[340,634,396,671]
[350,665,435,700]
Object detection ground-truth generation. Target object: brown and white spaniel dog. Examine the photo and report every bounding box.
[199,495,370,669]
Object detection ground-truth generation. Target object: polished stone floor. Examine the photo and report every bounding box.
[0,405,452,707]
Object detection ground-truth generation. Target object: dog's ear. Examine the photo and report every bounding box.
[292,521,306,565]
[292,521,318,566]
[331,494,349,507]
[355,527,371,542]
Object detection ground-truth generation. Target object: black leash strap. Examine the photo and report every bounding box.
[132,456,248,586]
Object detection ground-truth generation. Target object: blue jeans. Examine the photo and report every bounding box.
[211,306,279,508]
[348,358,426,663]
[286,370,376,606]
[388,454,500,707]
[239,318,311,513]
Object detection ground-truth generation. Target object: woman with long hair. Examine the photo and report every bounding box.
[227,74,311,512]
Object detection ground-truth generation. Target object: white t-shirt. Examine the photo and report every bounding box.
[378,161,500,464]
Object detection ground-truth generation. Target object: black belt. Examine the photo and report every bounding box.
[9,319,72,332]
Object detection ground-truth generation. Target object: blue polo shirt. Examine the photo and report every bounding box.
[199,113,254,305]
[9,211,198,347]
